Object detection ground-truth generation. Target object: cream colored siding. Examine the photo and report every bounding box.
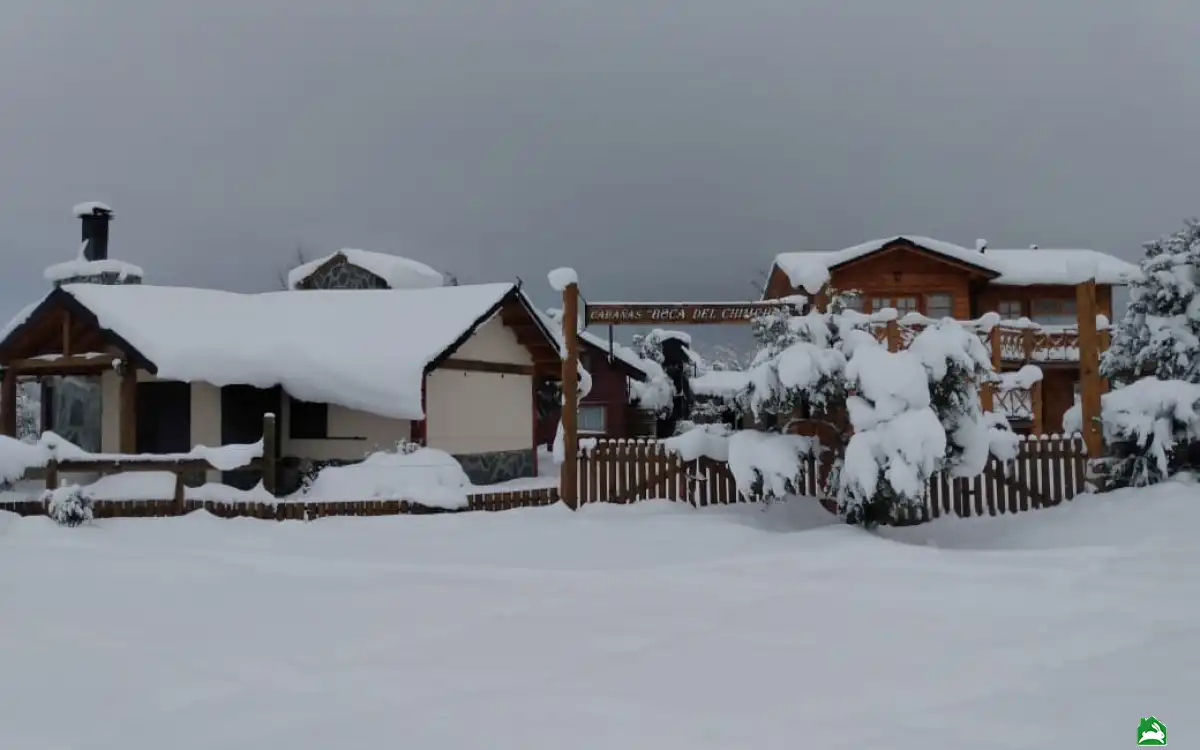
[450,315,534,365]
[425,369,532,454]
[190,383,223,481]
[280,396,412,462]
[100,370,120,453]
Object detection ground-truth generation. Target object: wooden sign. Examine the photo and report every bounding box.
[584,302,800,326]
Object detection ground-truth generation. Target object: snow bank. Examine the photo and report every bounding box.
[59,282,527,420]
[72,201,112,217]
[547,267,578,291]
[297,445,472,509]
[287,249,443,290]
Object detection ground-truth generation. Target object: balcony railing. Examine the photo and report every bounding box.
[867,315,1106,365]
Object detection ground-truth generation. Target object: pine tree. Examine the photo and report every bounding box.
[1102,219,1200,385]
[1095,219,1200,487]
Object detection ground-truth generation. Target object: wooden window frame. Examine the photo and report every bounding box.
[578,404,607,435]
[997,300,1023,319]
[1031,297,1077,325]
[924,293,954,319]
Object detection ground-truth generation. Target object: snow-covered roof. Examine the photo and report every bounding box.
[21,282,547,420]
[773,236,1141,292]
[691,369,751,398]
[287,249,444,290]
[981,249,1141,286]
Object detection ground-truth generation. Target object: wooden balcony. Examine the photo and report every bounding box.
[869,320,1099,366]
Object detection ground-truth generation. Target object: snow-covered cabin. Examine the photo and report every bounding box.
[0,210,563,491]
[762,235,1141,432]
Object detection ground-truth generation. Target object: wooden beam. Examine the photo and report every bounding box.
[262,412,277,496]
[119,365,137,454]
[585,301,800,326]
[1,367,16,437]
[1031,380,1044,435]
[1076,279,1103,458]
[982,326,1000,412]
[561,282,580,510]
[439,358,536,376]
[7,354,119,374]
[61,310,72,357]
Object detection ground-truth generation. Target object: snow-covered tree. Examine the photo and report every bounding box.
[16,383,40,442]
[1102,219,1200,385]
[729,306,1011,527]
[1095,219,1200,487]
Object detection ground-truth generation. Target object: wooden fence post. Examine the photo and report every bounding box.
[0,367,16,438]
[1076,279,1103,457]
[560,281,581,510]
[982,326,1000,412]
[44,458,58,491]
[262,412,278,496]
[1031,380,1044,436]
[885,319,900,352]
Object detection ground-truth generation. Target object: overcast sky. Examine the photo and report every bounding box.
[2,0,1196,326]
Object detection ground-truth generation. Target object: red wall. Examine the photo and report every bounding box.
[537,344,637,445]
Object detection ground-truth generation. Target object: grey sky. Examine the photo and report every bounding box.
[2,0,1196,328]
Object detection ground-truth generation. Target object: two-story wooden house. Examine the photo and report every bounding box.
[762,236,1141,433]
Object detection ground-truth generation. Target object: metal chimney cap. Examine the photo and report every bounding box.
[73,201,113,219]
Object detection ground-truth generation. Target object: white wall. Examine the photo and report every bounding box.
[451,315,534,365]
[280,396,411,462]
[425,369,533,454]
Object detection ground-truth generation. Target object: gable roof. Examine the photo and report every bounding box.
[772,236,1141,292]
[0,282,558,420]
[287,249,444,290]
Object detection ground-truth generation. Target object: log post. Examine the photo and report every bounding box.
[1,367,16,438]
[982,326,1000,412]
[119,364,138,453]
[561,282,581,510]
[1031,379,1044,436]
[262,412,278,497]
[1098,326,1111,395]
[1076,279,1103,457]
[885,319,900,352]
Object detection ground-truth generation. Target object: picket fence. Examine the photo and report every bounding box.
[572,434,1090,522]
[0,487,561,520]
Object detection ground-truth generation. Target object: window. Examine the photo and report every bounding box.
[997,300,1023,319]
[839,294,864,313]
[925,293,953,319]
[579,405,607,434]
[870,296,918,315]
[1032,298,1077,326]
[290,397,329,439]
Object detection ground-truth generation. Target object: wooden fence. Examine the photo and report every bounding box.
[571,435,1089,522]
[0,487,561,520]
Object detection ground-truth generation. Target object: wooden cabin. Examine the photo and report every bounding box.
[0,215,564,493]
[762,236,1140,433]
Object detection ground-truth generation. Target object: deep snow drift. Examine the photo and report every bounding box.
[0,481,1194,749]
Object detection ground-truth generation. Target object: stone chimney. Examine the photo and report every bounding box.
[44,202,144,287]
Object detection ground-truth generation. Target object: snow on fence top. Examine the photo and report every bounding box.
[54,281,531,420]
[0,432,261,485]
[287,248,444,290]
[774,236,1141,289]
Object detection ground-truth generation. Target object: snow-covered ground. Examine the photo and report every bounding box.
[0,479,1195,749]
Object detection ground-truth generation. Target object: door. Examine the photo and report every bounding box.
[220,385,282,489]
[136,381,192,454]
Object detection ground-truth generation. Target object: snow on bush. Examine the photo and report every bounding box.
[299,442,472,509]
[43,485,94,527]
[727,430,816,504]
[662,423,733,462]
[1066,379,1200,487]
